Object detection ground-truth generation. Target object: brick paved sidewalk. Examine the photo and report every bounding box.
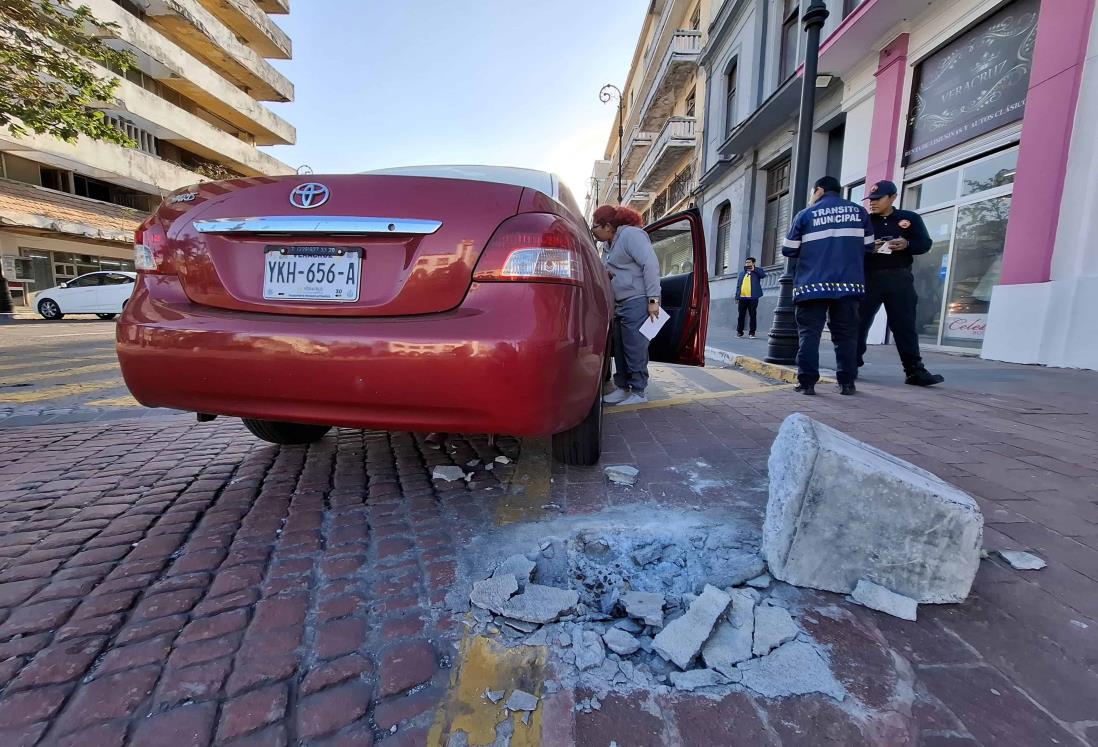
[0,352,1096,746]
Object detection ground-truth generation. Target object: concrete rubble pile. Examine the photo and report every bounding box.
[463,528,845,703]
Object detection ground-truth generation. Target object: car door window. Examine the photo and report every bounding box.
[645,210,710,366]
[66,274,101,288]
[102,274,131,285]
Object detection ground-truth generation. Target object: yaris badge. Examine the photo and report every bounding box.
[289,183,330,209]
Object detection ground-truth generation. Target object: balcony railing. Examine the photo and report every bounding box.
[635,117,697,191]
[623,182,651,208]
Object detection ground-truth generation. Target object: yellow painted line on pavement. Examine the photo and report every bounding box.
[703,366,769,389]
[733,354,837,385]
[84,394,141,408]
[647,364,709,399]
[495,437,552,527]
[607,383,792,413]
[0,378,125,404]
[428,633,547,747]
[0,362,118,386]
[0,354,116,374]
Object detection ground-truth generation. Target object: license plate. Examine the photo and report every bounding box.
[263,246,361,302]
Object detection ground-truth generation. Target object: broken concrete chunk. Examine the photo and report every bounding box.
[524,629,549,647]
[574,630,606,671]
[621,591,665,627]
[498,584,580,625]
[631,542,665,567]
[745,573,772,589]
[653,585,732,670]
[432,465,468,482]
[604,465,639,486]
[466,459,481,468]
[469,574,518,612]
[505,689,539,712]
[997,550,1046,570]
[494,554,537,583]
[495,456,512,465]
[500,617,539,633]
[763,414,983,603]
[706,551,766,589]
[752,603,799,657]
[485,689,505,703]
[669,668,725,691]
[446,730,469,747]
[702,589,756,671]
[602,628,641,656]
[851,579,918,621]
[738,640,844,700]
[613,618,644,634]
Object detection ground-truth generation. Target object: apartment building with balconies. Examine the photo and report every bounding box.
[0,0,296,308]
[587,0,711,225]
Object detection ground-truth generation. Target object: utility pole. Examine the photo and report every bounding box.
[765,0,830,364]
[600,84,624,203]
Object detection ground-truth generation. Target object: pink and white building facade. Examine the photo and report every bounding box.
[698,0,1098,369]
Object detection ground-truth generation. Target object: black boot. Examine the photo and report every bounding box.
[794,382,816,396]
[905,367,945,387]
[838,382,856,396]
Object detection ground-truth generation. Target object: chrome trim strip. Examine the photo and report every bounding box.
[192,216,443,235]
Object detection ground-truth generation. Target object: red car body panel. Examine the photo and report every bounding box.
[117,173,614,437]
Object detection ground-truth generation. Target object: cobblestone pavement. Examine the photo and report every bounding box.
[1,336,1096,745]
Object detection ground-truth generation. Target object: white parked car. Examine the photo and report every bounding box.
[35,271,138,320]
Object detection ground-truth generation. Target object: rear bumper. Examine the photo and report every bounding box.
[117,277,606,436]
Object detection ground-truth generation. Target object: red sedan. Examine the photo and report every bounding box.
[117,167,709,464]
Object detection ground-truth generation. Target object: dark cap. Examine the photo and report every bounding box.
[814,176,842,193]
[866,180,898,199]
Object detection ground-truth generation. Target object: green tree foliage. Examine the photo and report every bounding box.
[0,0,136,145]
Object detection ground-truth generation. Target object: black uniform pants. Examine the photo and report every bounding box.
[795,297,859,387]
[736,298,759,335]
[858,268,924,374]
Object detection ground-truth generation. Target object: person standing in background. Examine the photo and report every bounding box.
[783,176,874,396]
[735,256,766,338]
[592,205,661,407]
[859,180,945,386]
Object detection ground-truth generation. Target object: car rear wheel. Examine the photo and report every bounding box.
[96,313,117,320]
[37,299,63,320]
[552,357,607,466]
[241,418,332,445]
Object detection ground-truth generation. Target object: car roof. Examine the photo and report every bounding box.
[361,165,559,199]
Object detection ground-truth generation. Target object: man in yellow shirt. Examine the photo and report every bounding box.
[735,257,767,338]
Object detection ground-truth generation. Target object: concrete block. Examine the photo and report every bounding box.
[653,584,731,669]
[621,591,664,627]
[997,550,1046,570]
[469,574,517,612]
[851,579,918,621]
[763,414,983,603]
[573,629,606,671]
[702,589,756,671]
[498,584,579,624]
[752,603,799,657]
[602,628,640,656]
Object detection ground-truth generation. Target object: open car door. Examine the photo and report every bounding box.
[645,209,710,366]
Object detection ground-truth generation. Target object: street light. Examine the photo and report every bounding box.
[600,84,624,203]
[765,0,830,365]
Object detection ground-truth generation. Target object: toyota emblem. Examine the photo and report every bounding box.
[289,182,330,209]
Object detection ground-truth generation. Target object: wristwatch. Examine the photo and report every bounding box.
[648,298,659,304]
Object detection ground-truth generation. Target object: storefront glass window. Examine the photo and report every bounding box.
[960,149,1018,197]
[942,195,1011,348]
[904,170,957,210]
[912,208,954,346]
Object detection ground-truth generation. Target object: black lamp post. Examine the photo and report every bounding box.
[600,84,624,203]
[765,0,830,365]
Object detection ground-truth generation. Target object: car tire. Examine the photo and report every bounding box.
[96,313,117,320]
[37,299,63,320]
[241,418,332,445]
[552,357,607,466]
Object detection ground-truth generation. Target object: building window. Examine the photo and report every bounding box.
[725,62,738,134]
[843,0,865,18]
[685,88,696,118]
[761,159,792,266]
[690,5,701,30]
[780,0,800,82]
[653,190,668,220]
[715,203,732,275]
[846,180,865,204]
[40,167,70,193]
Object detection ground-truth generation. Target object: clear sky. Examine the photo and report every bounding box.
[262,1,648,206]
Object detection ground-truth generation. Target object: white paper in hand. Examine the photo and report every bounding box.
[639,307,670,340]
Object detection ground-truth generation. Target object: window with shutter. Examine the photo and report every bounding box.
[716,203,732,275]
[761,159,792,265]
[725,63,738,134]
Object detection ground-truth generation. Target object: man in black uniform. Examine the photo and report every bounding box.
[858,180,945,387]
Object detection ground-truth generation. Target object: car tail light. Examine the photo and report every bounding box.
[473,213,585,285]
[134,218,173,274]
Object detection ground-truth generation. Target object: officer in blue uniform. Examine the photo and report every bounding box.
[859,180,945,387]
[783,176,874,396]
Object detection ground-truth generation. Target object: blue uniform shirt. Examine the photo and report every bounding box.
[782,193,874,302]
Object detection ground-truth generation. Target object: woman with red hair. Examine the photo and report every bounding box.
[592,205,661,406]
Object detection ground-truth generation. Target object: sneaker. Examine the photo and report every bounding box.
[838,383,856,396]
[794,383,816,396]
[737,332,744,338]
[602,388,631,404]
[615,392,649,406]
[748,334,756,339]
[905,369,945,387]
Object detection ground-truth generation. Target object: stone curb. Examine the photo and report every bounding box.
[705,346,836,384]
